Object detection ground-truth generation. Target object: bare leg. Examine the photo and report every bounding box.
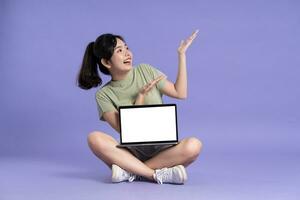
[87,131,155,180]
[144,137,202,169]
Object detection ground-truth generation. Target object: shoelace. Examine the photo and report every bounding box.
[155,168,171,184]
[120,170,136,182]
[128,174,136,182]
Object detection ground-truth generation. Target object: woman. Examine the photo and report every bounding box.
[77,30,202,184]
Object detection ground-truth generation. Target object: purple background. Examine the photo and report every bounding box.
[1,0,299,199]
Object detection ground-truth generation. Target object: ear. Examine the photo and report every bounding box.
[101,58,111,69]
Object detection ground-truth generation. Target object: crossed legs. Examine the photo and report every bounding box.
[87,131,202,181]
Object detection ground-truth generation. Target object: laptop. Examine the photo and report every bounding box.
[117,104,179,147]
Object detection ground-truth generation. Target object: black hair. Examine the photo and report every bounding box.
[77,34,125,90]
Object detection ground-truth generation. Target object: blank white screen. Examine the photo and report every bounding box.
[120,106,177,143]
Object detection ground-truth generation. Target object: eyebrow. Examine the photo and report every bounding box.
[114,44,128,50]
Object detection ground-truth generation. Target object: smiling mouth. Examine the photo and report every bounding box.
[123,59,132,64]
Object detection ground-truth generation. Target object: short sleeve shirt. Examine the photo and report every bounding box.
[95,63,167,121]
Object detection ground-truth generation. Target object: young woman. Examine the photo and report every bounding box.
[77,30,202,184]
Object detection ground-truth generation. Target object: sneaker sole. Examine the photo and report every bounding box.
[175,165,188,184]
[111,164,121,183]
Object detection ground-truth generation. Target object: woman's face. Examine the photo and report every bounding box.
[107,38,133,73]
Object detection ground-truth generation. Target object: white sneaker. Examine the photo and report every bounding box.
[111,164,136,183]
[153,165,188,184]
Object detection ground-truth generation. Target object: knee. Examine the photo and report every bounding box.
[181,137,203,161]
[87,131,107,151]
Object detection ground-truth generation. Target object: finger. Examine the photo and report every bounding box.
[140,86,147,94]
[146,83,152,89]
[182,30,199,44]
[144,87,152,93]
[189,33,197,41]
[189,30,199,40]
[143,75,166,92]
[153,75,166,85]
[155,75,166,81]
[142,81,155,93]
[191,29,199,37]
[145,77,163,92]
[193,29,199,35]
[144,84,150,89]
[184,37,195,47]
[150,75,164,84]
[147,81,157,90]
[144,83,155,92]
[186,33,198,46]
[143,80,154,90]
[182,40,193,49]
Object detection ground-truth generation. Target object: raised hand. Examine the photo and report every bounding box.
[135,75,166,105]
[140,75,166,95]
[177,30,199,55]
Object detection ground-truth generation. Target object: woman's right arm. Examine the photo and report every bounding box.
[103,111,120,133]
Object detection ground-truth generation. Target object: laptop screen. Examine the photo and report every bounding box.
[119,104,178,144]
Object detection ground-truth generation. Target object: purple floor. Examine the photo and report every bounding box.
[1,152,299,200]
[1,120,300,199]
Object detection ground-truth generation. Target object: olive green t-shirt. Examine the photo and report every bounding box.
[95,63,167,121]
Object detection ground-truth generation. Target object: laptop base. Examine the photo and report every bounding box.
[117,142,178,148]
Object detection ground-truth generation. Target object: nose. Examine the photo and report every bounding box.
[125,48,131,56]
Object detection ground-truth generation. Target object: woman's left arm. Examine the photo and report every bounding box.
[161,30,199,99]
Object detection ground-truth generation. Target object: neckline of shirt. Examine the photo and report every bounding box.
[109,68,134,87]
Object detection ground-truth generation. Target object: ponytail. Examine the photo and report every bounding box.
[77,42,102,90]
[77,33,125,90]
